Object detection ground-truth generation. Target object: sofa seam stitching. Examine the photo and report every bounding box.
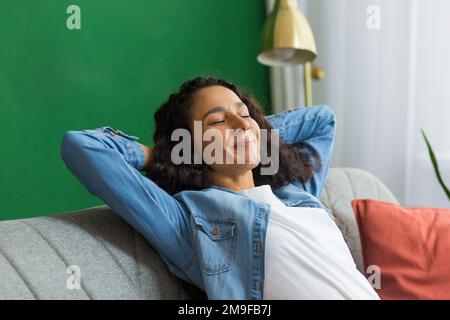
[0,246,39,299]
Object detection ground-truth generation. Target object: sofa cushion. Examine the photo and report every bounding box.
[352,198,450,300]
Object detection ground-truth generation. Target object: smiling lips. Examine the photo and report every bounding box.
[233,137,255,148]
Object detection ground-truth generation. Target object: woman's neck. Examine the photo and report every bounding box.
[209,170,255,191]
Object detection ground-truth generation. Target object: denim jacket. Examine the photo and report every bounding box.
[60,105,336,300]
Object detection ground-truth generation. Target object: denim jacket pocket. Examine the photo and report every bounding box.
[192,215,237,275]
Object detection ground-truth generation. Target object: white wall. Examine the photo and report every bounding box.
[404,0,450,207]
[266,0,450,207]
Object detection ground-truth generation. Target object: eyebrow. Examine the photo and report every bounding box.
[202,101,246,121]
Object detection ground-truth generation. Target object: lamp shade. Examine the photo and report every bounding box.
[258,0,317,66]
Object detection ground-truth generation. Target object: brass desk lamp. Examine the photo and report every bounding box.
[257,0,323,106]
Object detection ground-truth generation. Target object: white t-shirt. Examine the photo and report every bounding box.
[239,184,380,300]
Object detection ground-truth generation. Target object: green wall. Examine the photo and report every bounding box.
[0,0,270,221]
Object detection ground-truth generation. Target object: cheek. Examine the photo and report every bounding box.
[250,122,261,141]
[201,127,227,150]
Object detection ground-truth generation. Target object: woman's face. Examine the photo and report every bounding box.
[189,85,261,173]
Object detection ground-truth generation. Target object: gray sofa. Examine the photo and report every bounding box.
[0,167,398,300]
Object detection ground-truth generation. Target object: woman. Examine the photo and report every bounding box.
[60,76,379,300]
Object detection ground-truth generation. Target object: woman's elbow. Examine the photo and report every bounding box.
[319,105,336,121]
[60,131,84,165]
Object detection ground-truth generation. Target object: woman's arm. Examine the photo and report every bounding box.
[266,105,336,198]
[60,126,194,279]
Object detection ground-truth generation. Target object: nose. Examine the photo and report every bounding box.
[231,114,250,132]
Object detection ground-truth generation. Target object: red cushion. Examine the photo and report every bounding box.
[352,198,450,300]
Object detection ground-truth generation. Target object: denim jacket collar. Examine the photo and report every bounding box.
[208,183,311,208]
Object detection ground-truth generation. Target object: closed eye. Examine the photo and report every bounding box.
[210,120,225,125]
[209,115,251,125]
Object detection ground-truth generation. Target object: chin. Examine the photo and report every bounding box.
[234,161,260,171]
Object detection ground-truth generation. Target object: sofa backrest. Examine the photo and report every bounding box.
[319,167,399,273]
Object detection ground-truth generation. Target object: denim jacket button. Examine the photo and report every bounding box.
[211,226,219,236]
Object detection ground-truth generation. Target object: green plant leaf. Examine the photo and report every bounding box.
[420,129,450,201]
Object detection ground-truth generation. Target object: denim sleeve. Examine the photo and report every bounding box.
[60,126,194,274]
[266,105,336,198]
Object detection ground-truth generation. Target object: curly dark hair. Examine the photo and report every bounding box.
[146,76,321,195]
